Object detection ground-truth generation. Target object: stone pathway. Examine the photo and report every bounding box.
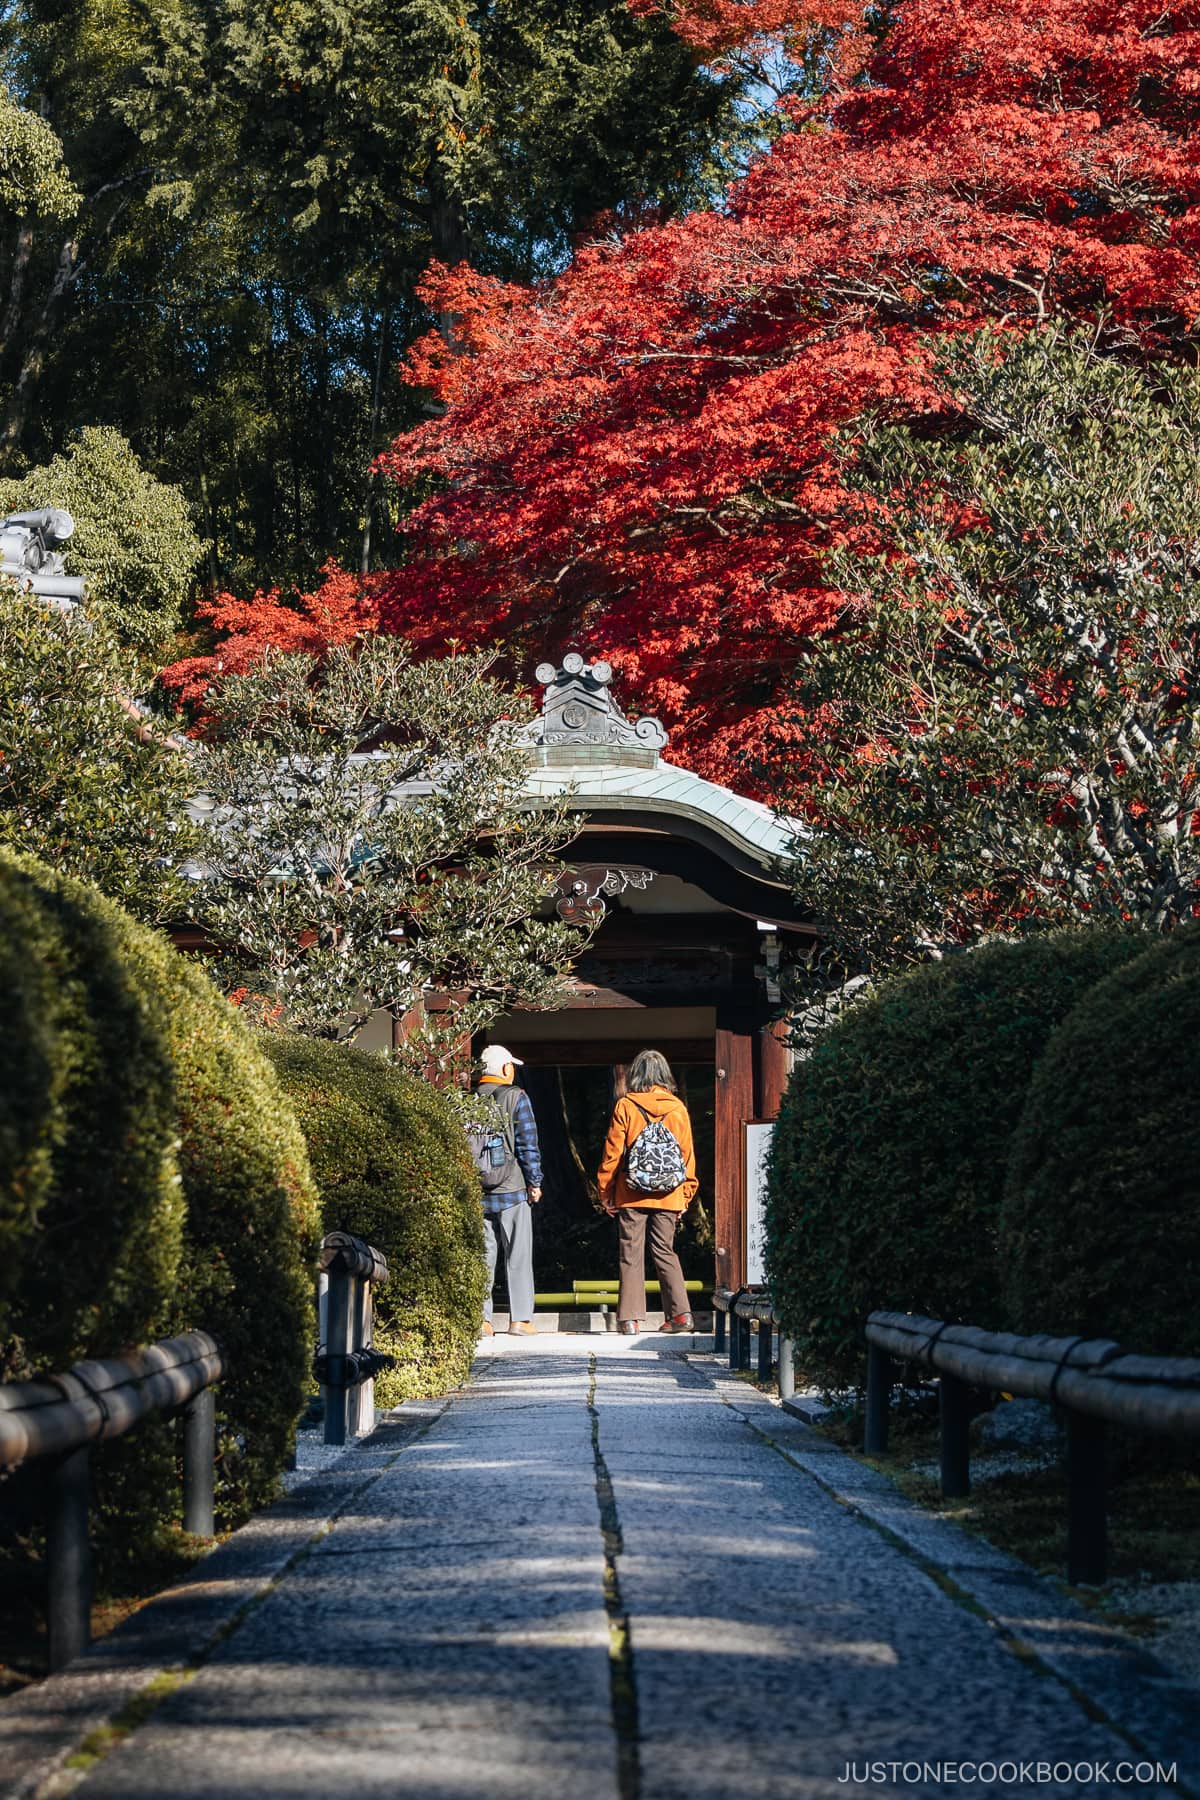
[47,1341,1199,1798]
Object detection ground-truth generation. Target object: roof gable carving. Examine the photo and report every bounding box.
[522,654,667,766]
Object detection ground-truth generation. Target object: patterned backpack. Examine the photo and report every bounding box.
[624,1101,688,1196]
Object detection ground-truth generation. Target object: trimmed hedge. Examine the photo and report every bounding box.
[0,855,320,1537]
[1002,928,1200,1355]
[99,924,321,1526]
[0,854,183,1366]
[765,931,1144,1388]
[261,1036,485,1407]
[0,869,63,1298]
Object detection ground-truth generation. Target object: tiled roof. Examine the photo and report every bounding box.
[525,757,802,871]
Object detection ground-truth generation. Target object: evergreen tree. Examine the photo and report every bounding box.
[0,0,749,586]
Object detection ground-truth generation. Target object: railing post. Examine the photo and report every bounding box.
[47,1446,91,1672]
[757,1316,773,1383]
[714,1306,727,1355]
[182,1386,216,1537]
[352,1277,375,1438]
[728,1306,741,1370]
[939,1373,971,1498]
[778,1335,795,1400]
[323,1260,354,1447]
[864,1343,892,1454]
[1066,1411,1107,1585]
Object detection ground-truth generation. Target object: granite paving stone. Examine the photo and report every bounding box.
[17,1338,1196,1800]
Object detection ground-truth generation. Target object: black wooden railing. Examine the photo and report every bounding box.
[712,1291,1200,1589]
[0,1332,225,1670]
[315,1232,392,1446]
[867,1311,1200,1586]
[712,1287,796,1398]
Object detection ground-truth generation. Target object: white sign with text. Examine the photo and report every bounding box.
[745,1121,775,1286]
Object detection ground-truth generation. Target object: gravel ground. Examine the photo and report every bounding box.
[1103,1582,1200,1686]
[279,1416,389,1491]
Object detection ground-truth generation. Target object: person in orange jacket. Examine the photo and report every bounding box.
[597,1048,698,1337]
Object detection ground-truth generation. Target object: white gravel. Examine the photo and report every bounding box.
[280,1416,388,1491]
[1101,1580,1200,1685]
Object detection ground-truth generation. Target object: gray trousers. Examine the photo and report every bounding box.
[483,1200,535,1323]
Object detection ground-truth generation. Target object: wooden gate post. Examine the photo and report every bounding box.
[715,1025,754,1291]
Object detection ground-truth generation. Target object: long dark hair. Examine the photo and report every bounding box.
[627,1049,677,1094]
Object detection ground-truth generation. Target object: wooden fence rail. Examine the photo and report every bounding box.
[0,1332,225,1670]
[712,1287,796,1399]
[866,1310,1200,1586]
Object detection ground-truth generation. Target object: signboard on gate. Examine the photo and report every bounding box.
[744,1121,774,1286]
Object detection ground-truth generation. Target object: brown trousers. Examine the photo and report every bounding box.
[617,1206,690,1323]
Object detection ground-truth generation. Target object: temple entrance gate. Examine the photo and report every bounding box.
[483,656,814,1294]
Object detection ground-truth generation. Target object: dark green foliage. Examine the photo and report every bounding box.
[0,855,319,1540]
[0,854,184,1368]
[0,593,201,926]
[261,1035,485,1407]
[0,867,63,1299]
[0,427,202,656]
[765,931,1145,1389]
[786,329,1200,977]
[106,933,322,1524]
[1,0,750,587]
[1002,929,1200,1355]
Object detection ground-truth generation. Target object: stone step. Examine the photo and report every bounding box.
[490,1310,714,1334]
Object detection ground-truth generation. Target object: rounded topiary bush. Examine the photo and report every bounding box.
[1002,928,1200,1356]
[261,1036,485,1407]
[0,855,319,1534]
[765,930,1145,1389]
[104,931,322,1526]
[0,854,183,1368]
[0,867,64,1304]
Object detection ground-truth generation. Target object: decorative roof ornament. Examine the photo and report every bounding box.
[523,653,668,767]
[555,863,657,925]
[0,509,86,615]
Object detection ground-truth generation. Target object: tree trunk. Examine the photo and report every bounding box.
[359,301,389,576]
[0,223,34,363]
[198,470,221,592]
[0,234,78,457]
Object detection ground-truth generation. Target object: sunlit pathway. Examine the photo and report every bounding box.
[68,1340,1184,1800]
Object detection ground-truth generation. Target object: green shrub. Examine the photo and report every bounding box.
[0,855,319,1540]
[0,854,184,1367]
[1002,929,1200,1355]
[0,867,63,1307]
[261,1036,485,1407]
[0,426,201,656]
[765,931,1145,1389]
[101,932,322,1526]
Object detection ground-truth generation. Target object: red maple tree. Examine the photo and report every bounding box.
[170,2,1200,792]
[369,0,1200,788]
[162,562,379,707]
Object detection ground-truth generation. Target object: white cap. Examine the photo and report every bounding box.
[479,1044,523,1075]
